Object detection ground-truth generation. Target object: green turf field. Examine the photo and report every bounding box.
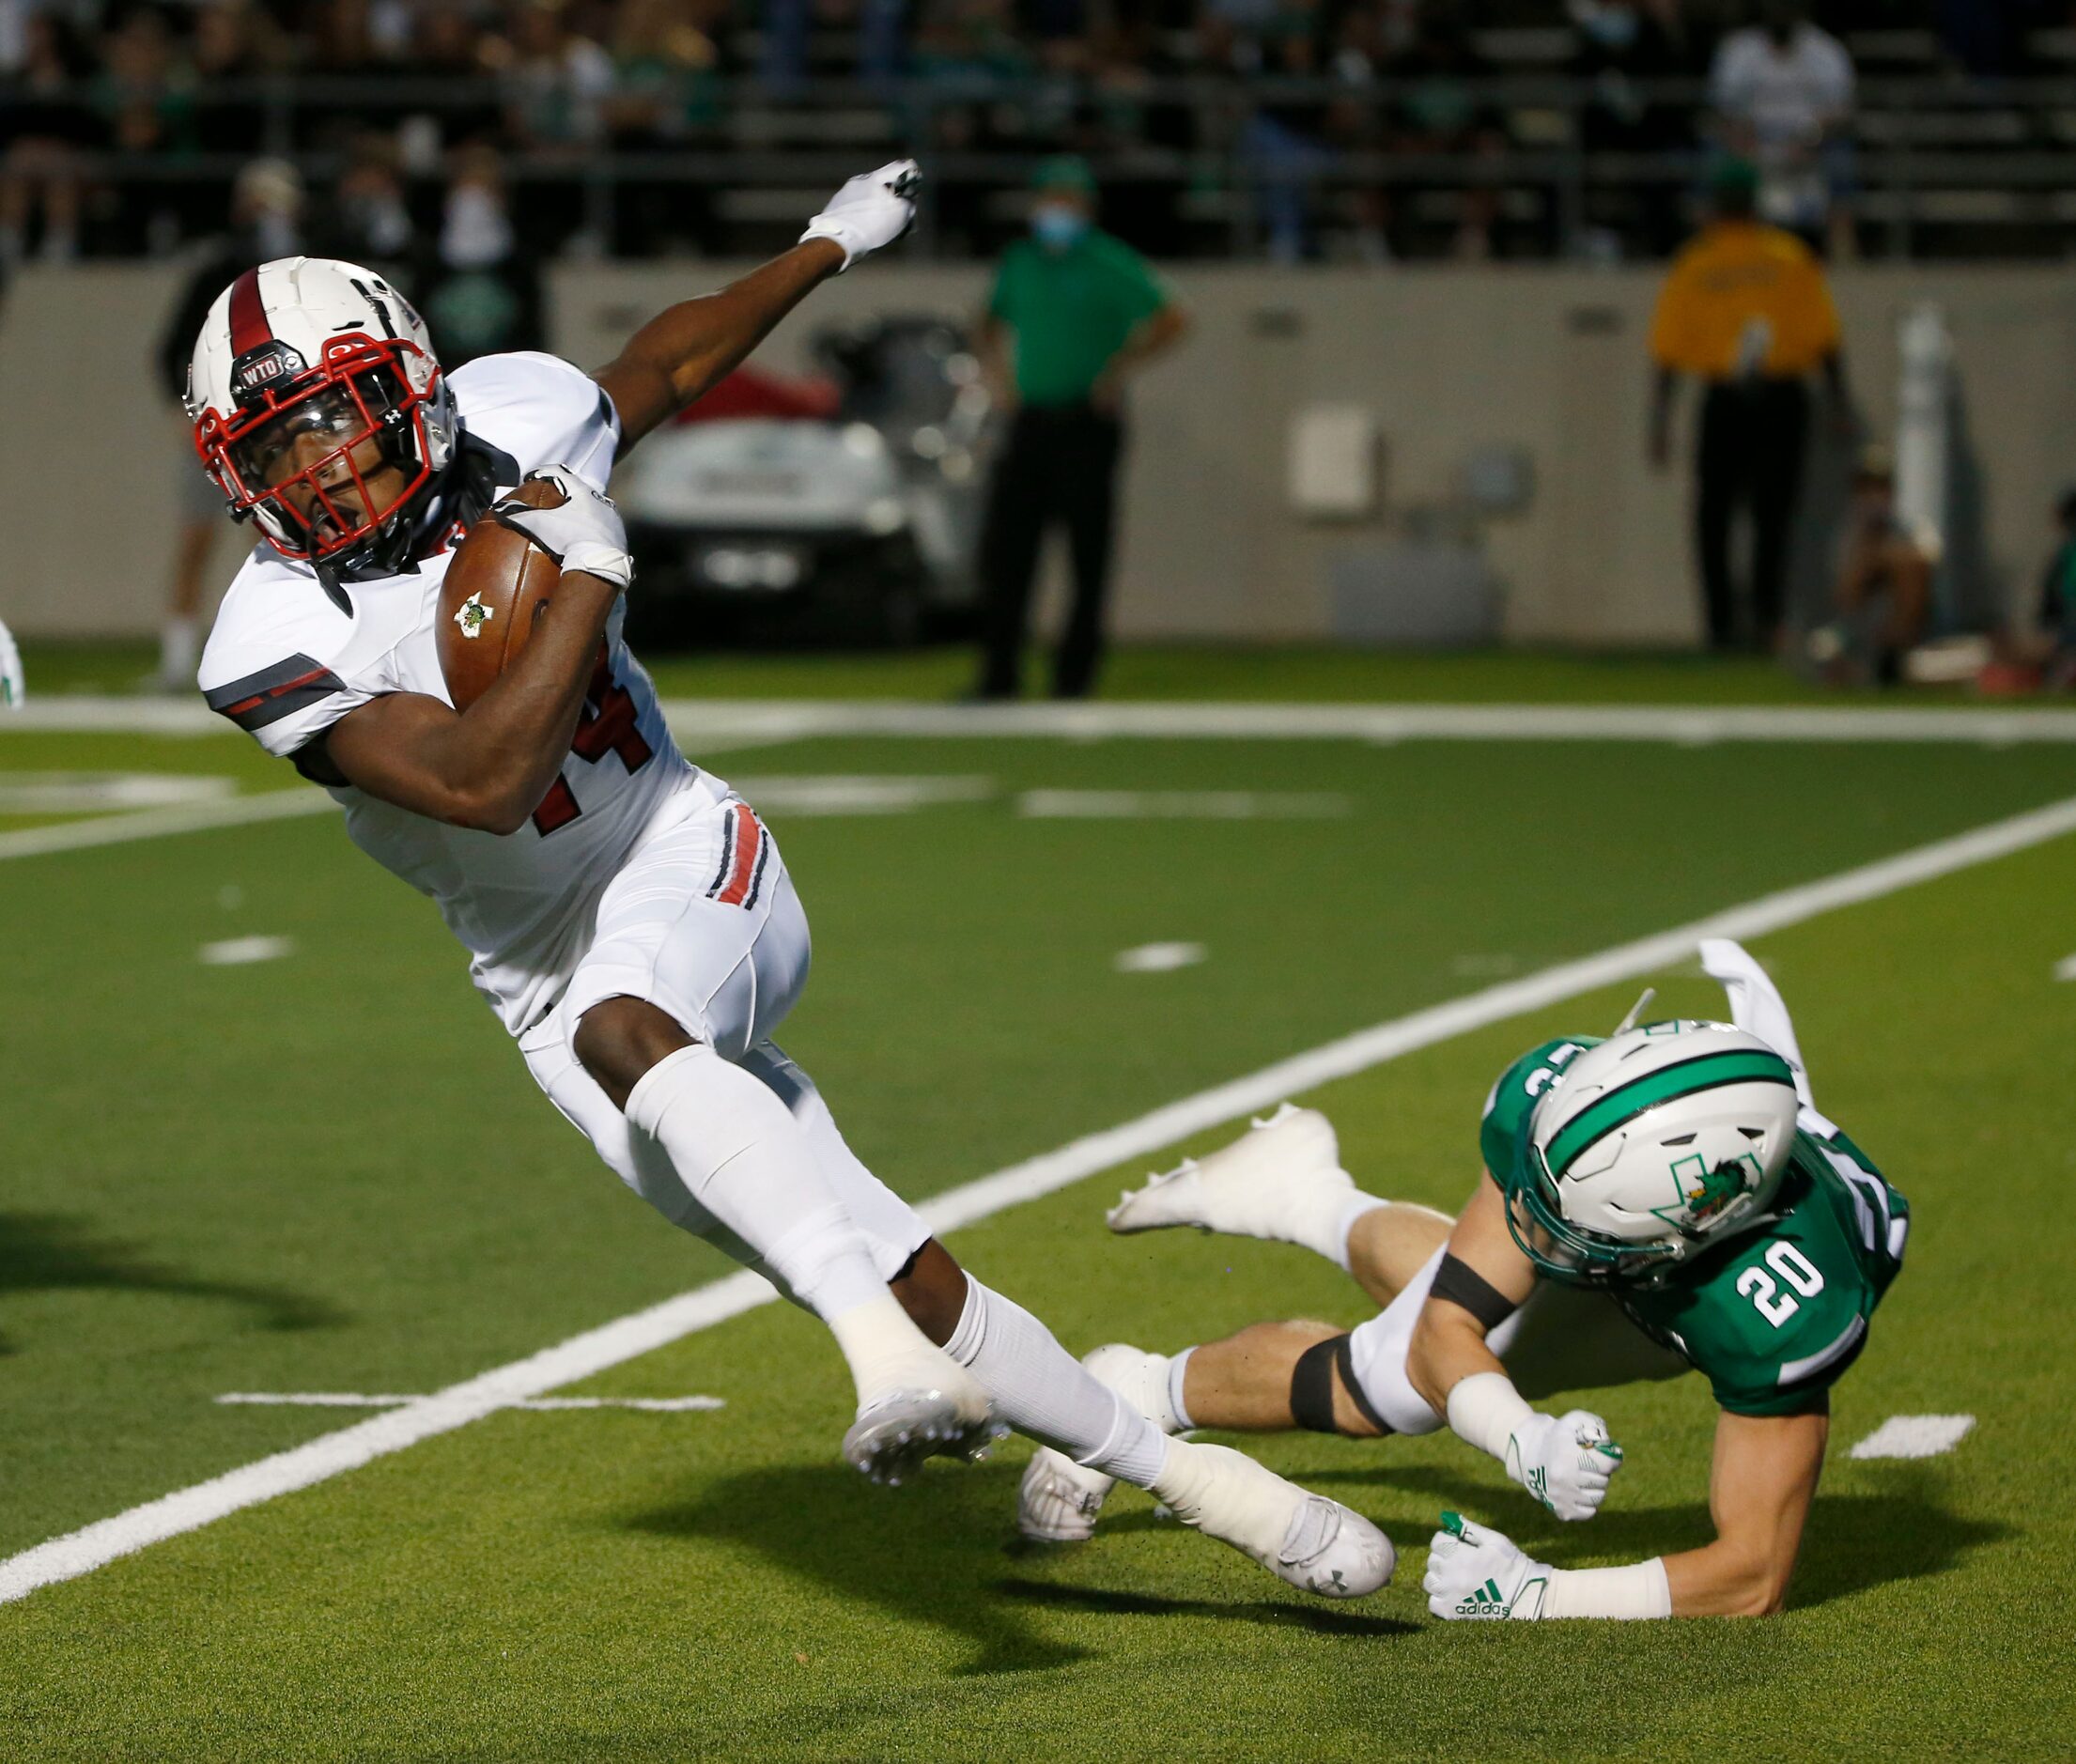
[2,658,2072,1758]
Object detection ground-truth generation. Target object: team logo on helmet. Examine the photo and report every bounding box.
[229,340,309,401]
[1651,1153,1760,1231]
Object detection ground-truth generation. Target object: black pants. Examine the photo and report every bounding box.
[976,405,1123,699]
[1696,379,1809,650]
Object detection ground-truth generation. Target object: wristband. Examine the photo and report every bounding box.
[1445,1370,1536,1465]
[1542,1558,1672,1620]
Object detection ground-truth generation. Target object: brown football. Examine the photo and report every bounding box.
[436,477,565,712]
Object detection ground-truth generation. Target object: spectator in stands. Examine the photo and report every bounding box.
[1709,0,1855,255]
[1809,445,1931,686]
[409,2,506,159]
[603,0,729,255]
[0,11,98,268]
[1388,14,1505,259]
[498,0,616,152]
[412,144,547,367]
[149,158,302,692]
[973,157,1186,699]
[1240,0,1337,262]
[1649,157,1850,653]
[1571,0,1692,257]
[315,133,415,273]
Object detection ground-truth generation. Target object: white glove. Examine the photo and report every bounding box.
[800,160,921,270]
[0,614,23,709]
[489,465,632,592]
[1424,1512,1552,1620]
[1505,1408,1624,1523]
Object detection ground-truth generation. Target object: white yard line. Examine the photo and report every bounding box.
[1850,1416,1976,1460]
[3,790,2073,1609]
[12,695,2076,745]
[0,788,334,862]
[215,1392,725,1414]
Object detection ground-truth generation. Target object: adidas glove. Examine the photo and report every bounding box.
[1425,1512,1674,1621]
[1425,1512,1550,1620]
[1506,1408,1623,1523]
[490,466,633,592]
[800,161,921,270]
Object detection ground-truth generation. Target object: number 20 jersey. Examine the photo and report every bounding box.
[196,350,707,1037]
[1483,1039,1910,1417]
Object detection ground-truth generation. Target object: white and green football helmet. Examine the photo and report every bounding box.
[1507,1020,1800,1287]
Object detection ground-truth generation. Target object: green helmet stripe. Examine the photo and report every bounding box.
[1543,1049,1795,1177]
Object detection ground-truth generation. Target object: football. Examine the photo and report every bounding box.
[436,477,565,712]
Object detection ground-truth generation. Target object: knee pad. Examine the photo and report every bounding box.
[1289,1334,1393,1436]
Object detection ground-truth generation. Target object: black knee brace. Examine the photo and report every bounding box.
[1289,1334,1392,1436]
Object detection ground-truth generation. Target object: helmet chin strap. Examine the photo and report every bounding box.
[1610,987,1656,1035]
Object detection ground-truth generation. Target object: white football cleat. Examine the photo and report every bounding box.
[1107,1104,1352,1243]
[1155,1439,1394,1601]
[843,1356,1002,1488]
[1017,1342,1180,1541]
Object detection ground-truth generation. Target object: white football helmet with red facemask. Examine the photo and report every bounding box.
[186,256,457,579]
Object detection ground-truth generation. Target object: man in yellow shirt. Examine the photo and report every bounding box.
[1650,160,1849,651]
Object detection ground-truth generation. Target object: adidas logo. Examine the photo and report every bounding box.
[1454,1577,1508,1617]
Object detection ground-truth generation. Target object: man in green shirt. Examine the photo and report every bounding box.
[973,157,1188,699]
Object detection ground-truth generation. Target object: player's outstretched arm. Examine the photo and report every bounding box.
[596,161,920,452]
[1407,1180,1624,1524]
[1425,1404,1826,1621]
[318,478,632,834]
[1664,1404,1828,1616]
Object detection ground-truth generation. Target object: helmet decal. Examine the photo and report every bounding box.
[1650,1151,1762,1232]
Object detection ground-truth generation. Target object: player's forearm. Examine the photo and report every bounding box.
[442,573,622,830]
[1405,1309,1506,1421]
[599,240,845,448]
[1661,1539,1793,1617]
[1112,305,1188,375]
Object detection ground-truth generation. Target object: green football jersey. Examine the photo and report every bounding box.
[1480,1039,1910,1417]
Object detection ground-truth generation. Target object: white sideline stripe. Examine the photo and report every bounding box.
[0,788,334,861]
[1850,1415,1976,1460]
[2055,952,2076,983]
[197,935,295,967]
[4,789,2074,1608]
[215,1392,725,1414]
[15,694,2076,746]
[1018,789,1349,819]
[1115,941,1209,973]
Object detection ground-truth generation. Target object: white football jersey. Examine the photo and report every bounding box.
[198,350,723,1035]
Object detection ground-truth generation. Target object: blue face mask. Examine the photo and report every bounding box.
[1031,205,1089,250]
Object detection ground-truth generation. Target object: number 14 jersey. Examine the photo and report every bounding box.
[197,349,712,1036]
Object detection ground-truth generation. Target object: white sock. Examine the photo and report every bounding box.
[625,1044,937,1403]
[1148,1437,1298,1555]
[944,1280,1170,1488]
[161,617,198,686]
[1324,1193,1391,1271]
[1167,1346,1196,1431]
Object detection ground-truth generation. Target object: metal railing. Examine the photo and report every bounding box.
[12,70,2076,259]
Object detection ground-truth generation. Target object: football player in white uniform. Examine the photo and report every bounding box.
[188,164,1393,1601]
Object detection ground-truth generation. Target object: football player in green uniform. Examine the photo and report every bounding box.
[1019,940,1908,1619]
